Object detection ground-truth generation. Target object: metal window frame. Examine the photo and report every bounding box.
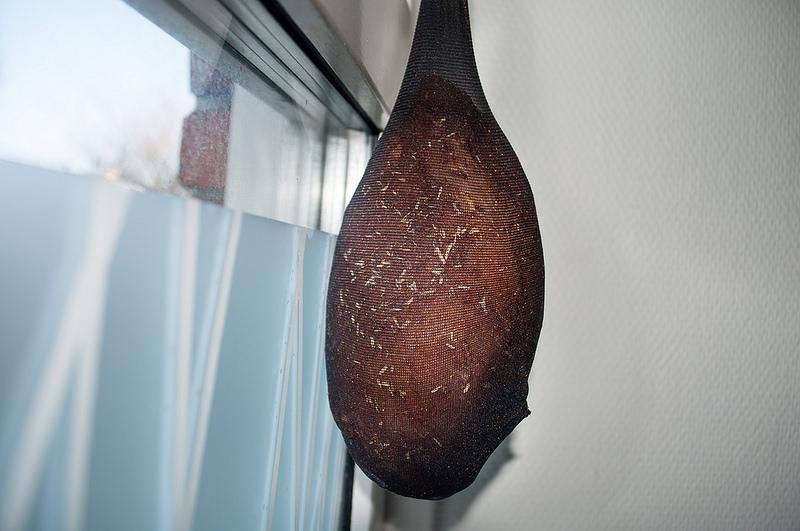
[126,0,414,134]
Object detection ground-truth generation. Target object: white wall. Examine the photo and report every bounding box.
[409,1,800,529]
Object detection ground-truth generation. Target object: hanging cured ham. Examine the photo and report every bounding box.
[326,0,545,500]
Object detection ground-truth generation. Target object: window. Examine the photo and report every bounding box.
[0,0,413,529]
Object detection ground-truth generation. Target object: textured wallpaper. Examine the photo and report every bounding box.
[418,1,800,529]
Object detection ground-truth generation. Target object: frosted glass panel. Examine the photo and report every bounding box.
[0,161,348,530]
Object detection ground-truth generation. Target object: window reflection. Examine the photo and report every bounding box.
[178,54,233,204]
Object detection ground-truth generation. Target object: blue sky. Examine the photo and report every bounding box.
[0,0,194,174]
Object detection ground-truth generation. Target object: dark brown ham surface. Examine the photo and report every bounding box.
[325,0,544,500]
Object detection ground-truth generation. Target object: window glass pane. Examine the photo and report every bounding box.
[0,0,373,234]
[0,0,193,184]
[0,0,377,528]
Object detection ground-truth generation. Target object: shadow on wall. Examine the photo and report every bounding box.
[431,435,516,529]
[377,433,518,531]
